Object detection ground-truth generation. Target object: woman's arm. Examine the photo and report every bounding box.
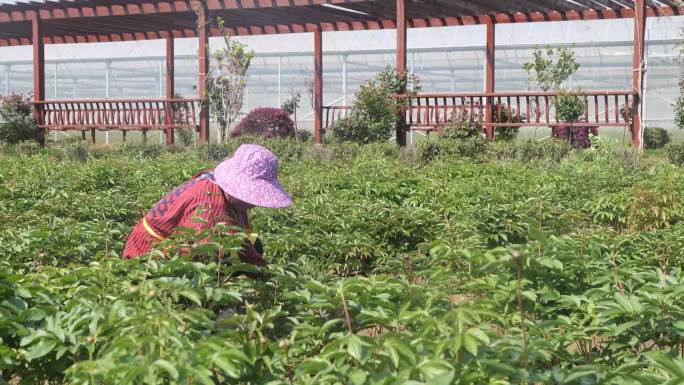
[180,183,266,266]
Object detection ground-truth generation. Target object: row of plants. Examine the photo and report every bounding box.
[6,132,684,169]
[1,138,684,383]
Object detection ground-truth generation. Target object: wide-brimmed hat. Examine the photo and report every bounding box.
[214,144,292,208]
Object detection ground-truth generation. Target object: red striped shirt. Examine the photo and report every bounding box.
[122,170,247,259]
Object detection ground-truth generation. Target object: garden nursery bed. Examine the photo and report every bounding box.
[0,139,683,384]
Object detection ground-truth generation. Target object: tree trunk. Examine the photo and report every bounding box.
[294,108,299,141]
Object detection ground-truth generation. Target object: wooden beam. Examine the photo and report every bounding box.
[484,19,495,141]
[32,15,44,102]
[165,36,175,146]
[396,0,407,147]
[197,1,209,144]
[1,5,682,46]
[32,13,45,145]
[631,0,646,149]
[396,0,407,75]
[313,26,323,145]
[0,0,371,22]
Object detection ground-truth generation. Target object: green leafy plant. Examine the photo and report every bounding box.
[332,67,420,144]
[665,142,684,166]
[554,91,594,149]
[492,103,523,141]
[555,91,585,122]
[177,127,195,147]
[63,141,91,162]
[441,114,482,140]
[297,130,312,142]
[281,93,300,116]
[523,46,589,148]
[489,138,572,164]
[675,80,684,130]
[0,93,43,146]
[523,46,580,92]
[281,91,302,140]
[643,126,670,149]
[168,93,196,147]
[1,138,684,384]
[417,136,488,163]
[120,142,164,160]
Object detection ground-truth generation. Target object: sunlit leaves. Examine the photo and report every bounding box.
[1,141,684,384]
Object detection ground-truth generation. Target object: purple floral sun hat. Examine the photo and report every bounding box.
[214,144,292,208]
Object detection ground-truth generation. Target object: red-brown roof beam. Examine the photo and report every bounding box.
[0,2,682,46]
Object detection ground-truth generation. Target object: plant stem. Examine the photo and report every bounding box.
[340,289,354,334]
[515,255,529,367]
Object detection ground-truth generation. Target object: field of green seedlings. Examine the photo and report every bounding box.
[1,140,684,384]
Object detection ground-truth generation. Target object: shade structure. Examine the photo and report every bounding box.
[0,0,682,46]
[1,0,681,148]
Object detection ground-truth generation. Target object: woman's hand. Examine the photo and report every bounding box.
[238,241,267,267]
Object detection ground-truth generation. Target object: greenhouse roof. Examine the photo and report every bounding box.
[0,0,682,46]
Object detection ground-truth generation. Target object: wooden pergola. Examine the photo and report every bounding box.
[1,0,681,147]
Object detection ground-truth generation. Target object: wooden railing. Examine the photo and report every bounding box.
[395,91,635,131]
[323,105,351,130]
[323,91,636,133]
[34,98,199,131]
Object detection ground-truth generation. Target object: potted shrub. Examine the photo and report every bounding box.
[231,107,295,138]
[553,91,596,149]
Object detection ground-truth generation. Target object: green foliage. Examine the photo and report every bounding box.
[643,126,671,149]
[555,91,585,122]
[675,81,684,130]
[5,140,41,156]
[440,115,482,140]
[330,114,388,144]
[489,139,572,164]
[0,93,42,145]
[63,141,91,162]
[169,93,196,147]
[195,137,303,162]
[120,142,164,160]
[580,135,640,169]
[492,104,522,141]
[666,142,684,166]
[419,119,572,165]
[177,128,195,147]
[1,140,684,384]
[417,136,488,163]
[523,46,581,92]
[297,131,312,142]
[522,45,585,149]
[196,142,235,161]
[332,67,420,144]
[281,92,300,115]
[281,92,302,140]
